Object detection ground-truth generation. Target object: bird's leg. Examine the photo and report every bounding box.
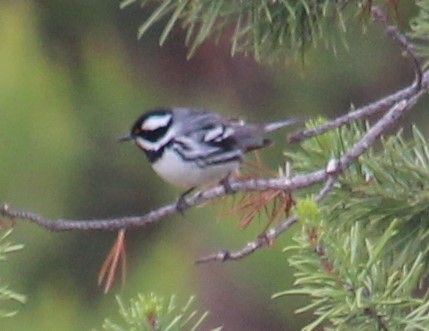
[176,187,195,213]
[220,174,235,194]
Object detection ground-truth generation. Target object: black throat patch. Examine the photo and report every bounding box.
[143,148,165,163]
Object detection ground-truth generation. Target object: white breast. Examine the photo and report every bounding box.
[151,148,240,188]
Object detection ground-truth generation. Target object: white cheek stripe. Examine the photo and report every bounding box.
[135,126,177,151]
[141,114,172,131]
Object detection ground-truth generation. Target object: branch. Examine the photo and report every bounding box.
[195,93,424,263]
[0,170,327,232]
[371,6,423,90]
[1,64,427,232]
[288,70,428,142]
[195,176,336,264]
[192,12,429,263]
[0,91,423,266]
[289,7,427,143]
[0,81,426,233]
[0,7,427,265]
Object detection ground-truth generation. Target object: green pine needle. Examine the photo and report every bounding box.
[121,0,383,63]
[95,293,221,331]
[278,123,429,330]
[0,229,26,318]
[409,0,429,69]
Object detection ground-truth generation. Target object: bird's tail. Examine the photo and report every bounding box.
[263,118,300,133]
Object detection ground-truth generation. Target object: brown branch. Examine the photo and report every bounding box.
[195,177,336,264]
[288,70,428,143]
[0,82,426,254]
[0,7,426,265]
[0,170,327,232]
[1,67,426,233]
[371,6,423,90]
[195,94,423,264]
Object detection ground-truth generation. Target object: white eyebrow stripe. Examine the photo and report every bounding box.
[141,114,172,131]
[135,137,164,151]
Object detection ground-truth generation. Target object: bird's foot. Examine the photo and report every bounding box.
[220,176,235,195]
[176,188,195,213]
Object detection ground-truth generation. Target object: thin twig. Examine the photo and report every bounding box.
[0,8,427,265]
[371,6,423,90]
[288,70,428,143]
[288,7,428,144]
[193,177,338,264]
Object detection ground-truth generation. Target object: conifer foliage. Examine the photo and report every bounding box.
[1,1,429,330]
[0,229,25,318]
[279,124,429,330]
[122,0,408,62]
[118,0,429,329]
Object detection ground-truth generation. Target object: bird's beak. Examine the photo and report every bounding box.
[117,134,134,142]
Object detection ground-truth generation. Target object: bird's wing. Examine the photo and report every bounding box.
[171,109,244,166]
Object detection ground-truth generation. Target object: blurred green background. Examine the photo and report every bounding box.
[0,1,427,330]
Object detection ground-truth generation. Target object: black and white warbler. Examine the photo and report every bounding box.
[120,107,297,210]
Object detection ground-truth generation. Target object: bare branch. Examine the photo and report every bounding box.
[0,9,427,264]
[288,7,428,144]
[371,6,423,90]
[0,170,326,232]
[288,70,428,143]
[194,178,336,264]
[0,81,426,238]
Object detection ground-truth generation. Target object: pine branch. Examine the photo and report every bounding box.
[0,87,424,258]
[0,6,427,265]
[1,57,427,234]
[123,0,393,62]
[95,293,221,331]
[409,0,429,69]
[194,177,336,264]
[0,170,327,232]
[195,92,423,264]
[274,124,429,330]
[0,229,26,318]
[371,6,422,89]
[288,73,425,143]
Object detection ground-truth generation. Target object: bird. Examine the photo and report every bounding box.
[119,107,297,211]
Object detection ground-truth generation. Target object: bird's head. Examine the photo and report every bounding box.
[119,108,174,161]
